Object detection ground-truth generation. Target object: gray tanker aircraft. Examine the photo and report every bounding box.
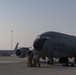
[15,31,76,66]
[0,43,19,56]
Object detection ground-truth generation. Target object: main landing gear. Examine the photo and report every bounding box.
[59,57,69,66]
[59,57,74,66]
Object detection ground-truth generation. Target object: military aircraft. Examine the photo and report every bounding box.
[33,31,76,65]
[15,31,76,66]
[0,43,19,56]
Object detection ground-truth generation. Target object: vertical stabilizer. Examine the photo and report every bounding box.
[14,43,19,50]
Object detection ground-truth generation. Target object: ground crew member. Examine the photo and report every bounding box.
[36,54,41,67]
[32,56,37,67]
[26,51,33,67]
[32,52,41,67]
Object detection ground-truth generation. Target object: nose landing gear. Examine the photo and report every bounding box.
[47,58,54,65]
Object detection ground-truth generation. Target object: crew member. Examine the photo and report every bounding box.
[36,54,41,67]
[32,51,41,67]
[26,51,33,67]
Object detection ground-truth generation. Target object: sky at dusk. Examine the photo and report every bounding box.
[0,0,76,49]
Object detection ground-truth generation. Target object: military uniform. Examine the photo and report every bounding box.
[27,51,33,67]
[32,52,41,67]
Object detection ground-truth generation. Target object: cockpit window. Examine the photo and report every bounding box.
[36,35,51,39]
[36,35,40,39]
[41,36,51,39]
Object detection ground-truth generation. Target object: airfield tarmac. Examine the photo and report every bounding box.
[0,55,76,75]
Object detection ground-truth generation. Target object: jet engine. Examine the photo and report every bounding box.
[15,47,29,58]
[15,47,41,58]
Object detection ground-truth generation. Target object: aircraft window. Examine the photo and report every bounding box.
[46,37,51,39]
[36,35,40,39]
[41,36,51,39]
[36,35,51,39]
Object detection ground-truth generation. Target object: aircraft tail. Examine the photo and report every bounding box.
[14,43,19,50]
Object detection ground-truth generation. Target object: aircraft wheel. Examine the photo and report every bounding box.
[47,59,54,65]
[59,57,69,63]
[47,60,51,64]
[71,64,74,66]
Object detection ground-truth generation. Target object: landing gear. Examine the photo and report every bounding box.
[47,60,51,64]
[59,57,69,66]
[71,63,74,66]
[74,57,76,63]
[59,57,69,63]
[47,58,54,65]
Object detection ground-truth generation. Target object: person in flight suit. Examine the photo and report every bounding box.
[26,51,34,67]
[32,50,41,67]
[36,54,41,67]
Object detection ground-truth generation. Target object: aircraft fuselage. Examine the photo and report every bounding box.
[33,31,76,58]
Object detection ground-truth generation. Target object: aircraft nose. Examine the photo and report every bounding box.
[33,38,47,51]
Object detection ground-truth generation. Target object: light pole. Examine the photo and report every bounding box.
[11,30,13,50]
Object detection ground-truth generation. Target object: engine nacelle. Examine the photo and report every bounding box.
[26,49,41,58]
[15,48,41,58]
[15,47,29,58]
